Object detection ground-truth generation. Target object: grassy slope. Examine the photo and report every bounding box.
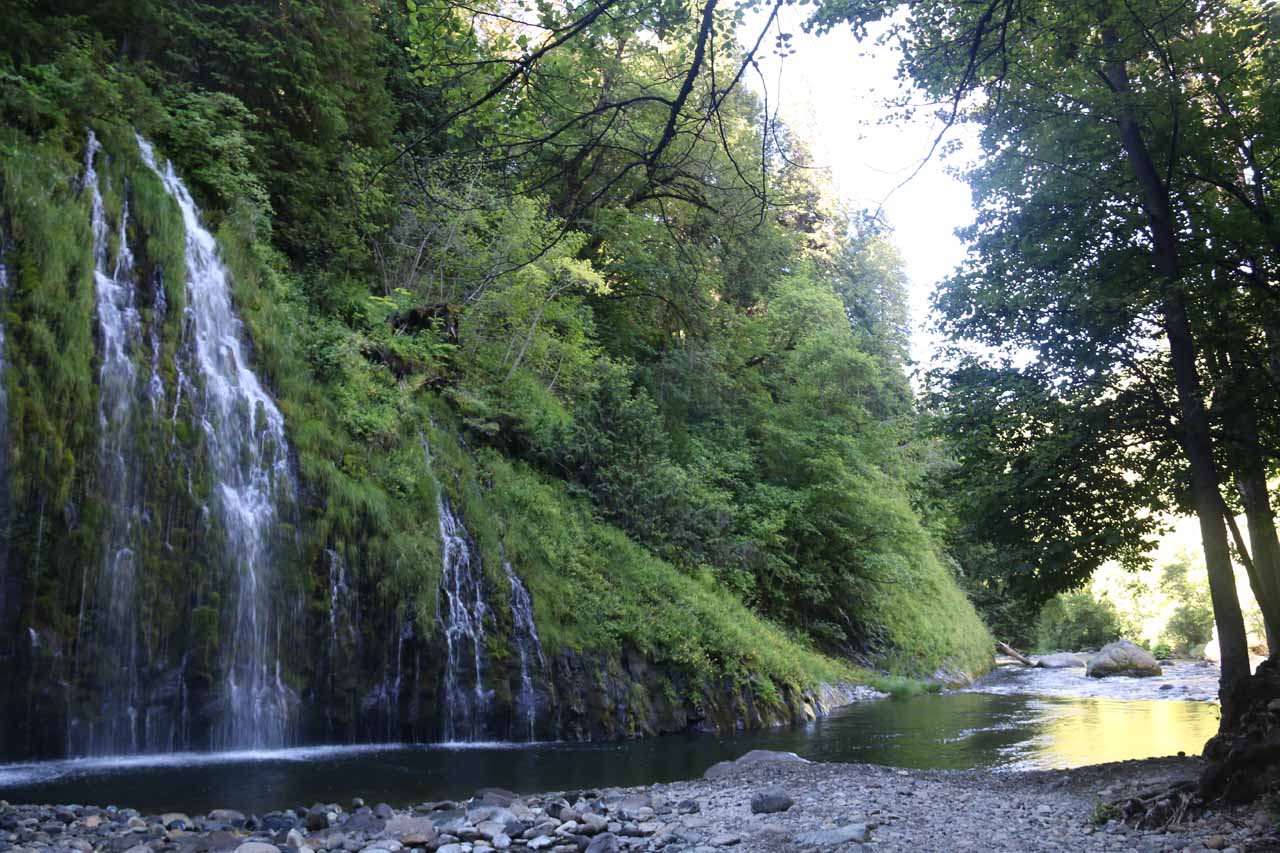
[224,180,995,701]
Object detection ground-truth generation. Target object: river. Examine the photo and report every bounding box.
[0,662,1221,814]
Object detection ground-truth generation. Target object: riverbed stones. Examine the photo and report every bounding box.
[385,816,437,845]
[4,749,1273,852]
[749,787,794,815]
[1086,641,1162,678]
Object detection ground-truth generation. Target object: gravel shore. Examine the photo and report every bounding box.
[2,754,1274,853]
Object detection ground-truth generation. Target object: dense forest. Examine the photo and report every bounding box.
[0,0,993,759]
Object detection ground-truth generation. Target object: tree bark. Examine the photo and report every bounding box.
[1233,408,1280,651]
[1212,340,1280,650]
[1101,22,1250,715]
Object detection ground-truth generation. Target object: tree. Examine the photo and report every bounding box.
[810,0,1280,712]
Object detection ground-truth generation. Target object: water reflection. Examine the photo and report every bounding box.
[1024,696,1218,769]
[0,688,1220,814]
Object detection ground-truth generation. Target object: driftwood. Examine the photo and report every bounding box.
[996,641,1038,667]
[1110,780,1198,829]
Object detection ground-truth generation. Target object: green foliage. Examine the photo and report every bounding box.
[471,440,858,691]
[1164,600,1214,655]
[818,0,1280,655]
[1034,592,1123,653]
[867,674,944,699]
[0,132,97,510]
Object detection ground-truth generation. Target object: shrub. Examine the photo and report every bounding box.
[1163,601,1214,654]
[1034,591,1123,652]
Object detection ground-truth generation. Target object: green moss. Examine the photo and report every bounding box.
[866,674,943,698]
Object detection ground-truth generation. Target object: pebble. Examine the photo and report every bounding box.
[234,844,280,853]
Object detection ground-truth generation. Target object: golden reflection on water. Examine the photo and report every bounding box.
[1030,698,1220,768]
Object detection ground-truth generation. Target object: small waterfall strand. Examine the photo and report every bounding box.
[503,561,547,740]
[436,495,490,741]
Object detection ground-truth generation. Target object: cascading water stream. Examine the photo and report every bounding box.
[0,247,11,625]
[436,495,490,741]
[326,549,352,663]
[81,131,149,755]
[138,136,298,749]
[503,561,547,740]
[148,275,167,411]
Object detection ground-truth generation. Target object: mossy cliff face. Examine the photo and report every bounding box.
[0,126,991,760]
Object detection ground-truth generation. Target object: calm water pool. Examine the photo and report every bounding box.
[0,665,1220,813]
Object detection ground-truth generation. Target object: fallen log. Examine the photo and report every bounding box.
[996,641,1038,667]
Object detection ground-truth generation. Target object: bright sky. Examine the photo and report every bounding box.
[744,10,979,368]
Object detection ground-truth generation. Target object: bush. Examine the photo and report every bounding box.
[1034,591,1123,652]
[1164,601,1213,654]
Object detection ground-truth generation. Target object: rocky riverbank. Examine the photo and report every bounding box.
[2,752,1273,853]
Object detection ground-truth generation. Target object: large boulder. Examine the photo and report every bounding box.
[704,750,809,780]
[1086,640,1162,678]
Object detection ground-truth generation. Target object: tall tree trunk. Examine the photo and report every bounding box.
[1163,294,1251,710]
[1101,23,1250,715]
[1209,339,1280,649]
[1233,403,1280,649]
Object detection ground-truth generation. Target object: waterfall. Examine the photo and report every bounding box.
[148,271,167,411]
[327,549,352,660]
[82,131,148,755]
[503,561,547,740]
[0,245,11,628]
[138,136,298,749]
[362,614,411,741]
[437,495,490,741]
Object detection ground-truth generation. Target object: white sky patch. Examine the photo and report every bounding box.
[743,9,980,367]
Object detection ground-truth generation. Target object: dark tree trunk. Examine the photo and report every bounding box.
[1234,408,1280,651]
[1101,22,1250,716]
